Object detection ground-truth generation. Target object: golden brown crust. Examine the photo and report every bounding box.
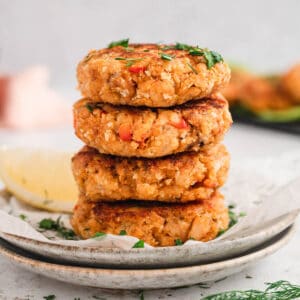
[71,192,229,247]
[73,94,232,158]
[77,44,231,107]
[71,144,230,203]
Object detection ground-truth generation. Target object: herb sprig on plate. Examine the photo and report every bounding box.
[39,217,77,240]
[202,280,300,300]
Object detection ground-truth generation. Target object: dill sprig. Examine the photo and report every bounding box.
[203,280,300,300]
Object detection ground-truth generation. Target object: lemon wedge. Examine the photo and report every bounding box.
[0,147,78,213]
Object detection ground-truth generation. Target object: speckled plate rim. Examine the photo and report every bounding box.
[0,225,295,289]
[0,211,298,268]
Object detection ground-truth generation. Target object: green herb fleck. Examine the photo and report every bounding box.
[115,57,143,67]
[228,210,239,228]
[245,275,253,279]
[93,232,106,238]
[108,38,129,48]
[125,60,136,67]
[39,218,56,230]
[175,43,192,50]
[139,290,144,300]
[119,230,127,235]
[160,53,174,61]
[228,204,236,209]
[188,47,223,69]
[39,217,77,240]
[203,50,223,69]
[132,240,144,248]
[217,229,226,237]
[189,237,195,240]
[239,211,247,217]
[175,239,183,246]
[187,63,198,74]
[19,214,27,221]
[202,280,300,299]
[43,295,56,300]
[189,47,204,56]
[85,103,94,113]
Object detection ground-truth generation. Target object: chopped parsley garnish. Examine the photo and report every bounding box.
[216,207,246,237]
[203,50,223,69]
[115,57,143,67]
[119,230,127,235]
[228,209,246,228]
[175,43,192,50]
[93,232,106,238]
[126,60,137,67]
[108,38,129,48]
[175,239,183,246]
[19,214,27,221]
[132,240,144,248]
[216,229,226,237]
[39,218,56,229]
[239,211,247,217]
[169,42,224,69]
[139,290,144,300]
[43,295,56,300]
[39,217,77,240]
[85,103,94,112]
[160,53,174,61]
[202,280,300,299]
[187,63,198,74]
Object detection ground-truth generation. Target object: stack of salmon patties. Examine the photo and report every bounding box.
[71,40,232,247]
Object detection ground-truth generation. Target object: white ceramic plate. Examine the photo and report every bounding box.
[0,225,295,289]
[1,211,298,268]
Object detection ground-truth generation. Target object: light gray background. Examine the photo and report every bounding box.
[0,0,300,94]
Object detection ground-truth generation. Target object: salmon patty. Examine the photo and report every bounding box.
[73,94,232,158]
[71,192,229,247]
[77,43,230,107]
[72,144,230,203]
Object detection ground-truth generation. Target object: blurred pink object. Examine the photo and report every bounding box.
[0,66,72,129]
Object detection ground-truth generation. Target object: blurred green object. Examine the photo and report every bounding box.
[257,106,300,122]
[231,104,300,123]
